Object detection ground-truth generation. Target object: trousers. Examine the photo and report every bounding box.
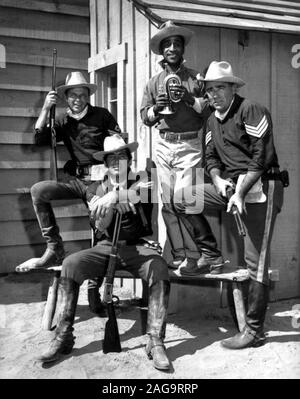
[175,179,284,284]
[155,135,204,260]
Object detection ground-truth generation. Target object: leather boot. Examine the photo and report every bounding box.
[37,277,79,363]
[87,277,106,317]
[34,202,64,251]
[221,280,268,349]
[168,256,186,270]
[16,203,65,271]
[146,280,170,370]
[178,214,223,274]
[197,253,225,274]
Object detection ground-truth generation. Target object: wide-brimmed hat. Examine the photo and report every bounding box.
[150,20,194,55]
[56,71,98,97]
[93,135,139,162]
[202,61,245,88]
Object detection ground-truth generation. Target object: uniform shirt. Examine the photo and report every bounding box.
[140,62,211,133]
[34,103,120,165]
[205,94,279,179]
[87,172,153,244]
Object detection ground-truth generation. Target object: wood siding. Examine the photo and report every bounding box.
[89,0,300,300]
[0,0,91,273]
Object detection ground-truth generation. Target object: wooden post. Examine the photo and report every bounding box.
[232,280,247,332]
[41,270,61,330]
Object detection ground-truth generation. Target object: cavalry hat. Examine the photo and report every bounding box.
[93,135,139,162]
[56,71,98,96]
[150,20,194,55]
[202,61,245,88]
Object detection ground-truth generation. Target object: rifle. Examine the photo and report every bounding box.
[102,211,122,353]
[50,48,58,181]
[226,181,246,237]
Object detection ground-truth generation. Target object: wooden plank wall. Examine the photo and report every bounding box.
[90,1,300,299]
[0,0,91,273]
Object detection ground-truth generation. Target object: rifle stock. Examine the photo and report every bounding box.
[103,212,122,354]
[50,49,57,181]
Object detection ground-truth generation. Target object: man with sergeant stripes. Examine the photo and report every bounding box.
[175,61,285,349]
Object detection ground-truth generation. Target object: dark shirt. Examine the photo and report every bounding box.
[87,172,153,244]
[140,62,211,133]
[34,103,120,165]
[205,95,279,179]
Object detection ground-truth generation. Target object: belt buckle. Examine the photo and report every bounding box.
[166,132,178,143]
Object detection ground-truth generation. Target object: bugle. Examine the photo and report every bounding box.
[159,73,183,115]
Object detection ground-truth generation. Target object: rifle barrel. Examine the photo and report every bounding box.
[50,49,57,181]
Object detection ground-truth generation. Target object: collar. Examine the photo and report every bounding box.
[159,58,186,74]
[67,104,89,120]
[215,97,235,121]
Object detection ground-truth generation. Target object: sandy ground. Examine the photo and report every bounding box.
[0,272,300,380]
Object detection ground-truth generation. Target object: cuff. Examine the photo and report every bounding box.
[192,97,203,113]
[147,106,158,122]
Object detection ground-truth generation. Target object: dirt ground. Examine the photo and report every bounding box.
[0,272,300,380]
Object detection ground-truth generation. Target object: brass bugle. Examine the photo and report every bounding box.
[159,73,183,115]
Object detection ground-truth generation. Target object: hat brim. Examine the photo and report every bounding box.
[56,83,98,97]
[150,25,193,55]
[202,76,245,88]
[93,142,139,162]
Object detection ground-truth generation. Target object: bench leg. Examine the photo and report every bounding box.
[41,271,60,330]
[232,281,247,332]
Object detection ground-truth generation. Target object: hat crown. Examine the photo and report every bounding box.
[203,60,245,87]
[65,71,89,87]
[206,61,234,80]
[103,135,128,153]
[92,135,138,162]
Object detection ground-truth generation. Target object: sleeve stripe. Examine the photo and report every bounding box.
[245,115,268,138]
[205,131,212,145]
[246,119,268,137]
[244,115,267,131]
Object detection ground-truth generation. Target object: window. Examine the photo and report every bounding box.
[96,64,117,120]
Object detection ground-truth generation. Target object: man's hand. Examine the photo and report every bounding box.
[227,192,245,215]
[213,175,234,198]
[43,90,57,111]
[153,92,169,114]
[169,84,195,106]
[89,191,118,219]
[116,202,136,215]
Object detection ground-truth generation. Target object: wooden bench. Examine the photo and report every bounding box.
[41,265,250,333]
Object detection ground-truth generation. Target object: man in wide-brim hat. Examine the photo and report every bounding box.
[15,71,122,316]
[35,134,172,371]
[175,60,285,349]
[141,21,224,274]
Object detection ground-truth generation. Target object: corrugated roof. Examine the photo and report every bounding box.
[131,0,300,34]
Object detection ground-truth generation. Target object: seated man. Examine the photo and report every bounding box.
[175,61,284,349]
[37,135,171,371]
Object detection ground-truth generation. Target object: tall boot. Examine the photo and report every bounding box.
[145,280,170,371]
[16,203,65,271]
[221,279,269,349]
[178,214,224,275]
[87,277,106,316]
[37,277,79,363]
